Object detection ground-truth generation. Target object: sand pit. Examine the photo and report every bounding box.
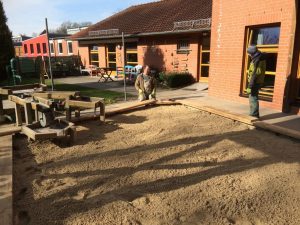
[13,105,300,225]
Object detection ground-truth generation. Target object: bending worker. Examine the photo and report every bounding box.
[135,65,157,101]
[246,45,266,118]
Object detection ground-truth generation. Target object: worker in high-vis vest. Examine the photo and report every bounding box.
[135,65,156,101]
[246,45,266,118]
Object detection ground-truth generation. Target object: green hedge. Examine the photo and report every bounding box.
[160,72,195,88]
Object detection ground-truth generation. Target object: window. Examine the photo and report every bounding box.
[57,41,63,54]
[24,44,28,54]
[50,42,54,54]
[177,40,190,53]
[126,42,138,66]
[67,41,73,54]
[90,45,99,66]
[42,43,47,54]
[30,44,34,54]
[242,25,280,100]
[37,43,41,54]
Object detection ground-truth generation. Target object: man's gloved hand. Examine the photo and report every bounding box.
[246,88,251,94]
[149,94,156,100]
[138,89,143,94]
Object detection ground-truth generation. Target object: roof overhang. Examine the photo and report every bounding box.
[73,28,211,42]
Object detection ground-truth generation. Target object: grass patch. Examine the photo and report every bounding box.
[1,77,128,104]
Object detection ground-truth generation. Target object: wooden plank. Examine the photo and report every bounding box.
[32,96,52,106]
[254,121,300,140]
[67,99,98,108]
[0,126,21,137]
[178,100,258,125]
[0,135,13,225]
[106,99,156,116]
[0,89,12,95]
[31,91,80,100]
[21,126,37,140]
[8,95,29,106]
[70,100,156,123]
[67,97,104,108]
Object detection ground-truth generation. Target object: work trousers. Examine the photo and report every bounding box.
[249,84,260,118]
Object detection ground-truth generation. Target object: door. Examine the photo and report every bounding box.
[106,44,117,74]
[199,36,210,82]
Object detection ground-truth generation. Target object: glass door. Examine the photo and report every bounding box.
[199,36,210,82]
[297,54,300,101]
[106,44,116,74]
[242,25,280,100]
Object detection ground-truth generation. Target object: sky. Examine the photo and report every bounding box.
[2,0,154,36]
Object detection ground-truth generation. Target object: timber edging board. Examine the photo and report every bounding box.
[178,100,258,125]
[0,135,13,225]
[254,121,300,140]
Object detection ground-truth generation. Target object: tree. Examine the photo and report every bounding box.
[0,0,14,81]
[54,21,92,34]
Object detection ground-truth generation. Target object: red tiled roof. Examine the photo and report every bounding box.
[71,0,212,39]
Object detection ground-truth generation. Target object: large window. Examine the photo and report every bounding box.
[37,43,41,54]
[24,44,28,54]
[126,42,138,66]
[199,35,211,81]
[57,40,63,54]
[42,43,47,54]
[242,25,280,99]
[90,46,99,66]
[50,42,54,54]
[67,41,73,54]
[30,44,34,54]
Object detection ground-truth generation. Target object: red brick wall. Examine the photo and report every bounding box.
[22,35,79,58]
[22,35,48,57]
[138,34,201,79]
[78,45,89,67]
[210,0,297,111]
[77,33,204,79]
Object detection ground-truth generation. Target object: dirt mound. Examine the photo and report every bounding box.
[13,105,300,225]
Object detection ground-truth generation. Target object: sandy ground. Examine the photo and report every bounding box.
[13,105,300,225]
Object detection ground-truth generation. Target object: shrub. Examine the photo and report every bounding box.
[0,1,14,81]
[161,72,195,88]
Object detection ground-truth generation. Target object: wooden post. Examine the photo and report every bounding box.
[14,103,22,126]
[100,102,105,122]
[66,107,72,121]
[0,95,4,122]
[24,102,33,125]
[75,109,80,118]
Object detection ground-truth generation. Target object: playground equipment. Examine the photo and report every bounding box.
[0,84,105,143]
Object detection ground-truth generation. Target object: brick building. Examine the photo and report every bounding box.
[22,31,79,58]
[12,35,31,57]
[71,0,212,80]
[209,0,300,114]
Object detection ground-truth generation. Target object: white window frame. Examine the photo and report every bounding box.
[67,41,73,55]
[57,40,63,55]
[49,41,55,55]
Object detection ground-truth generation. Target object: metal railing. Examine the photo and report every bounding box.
[89,29,119,36]
[174,18,211,30]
